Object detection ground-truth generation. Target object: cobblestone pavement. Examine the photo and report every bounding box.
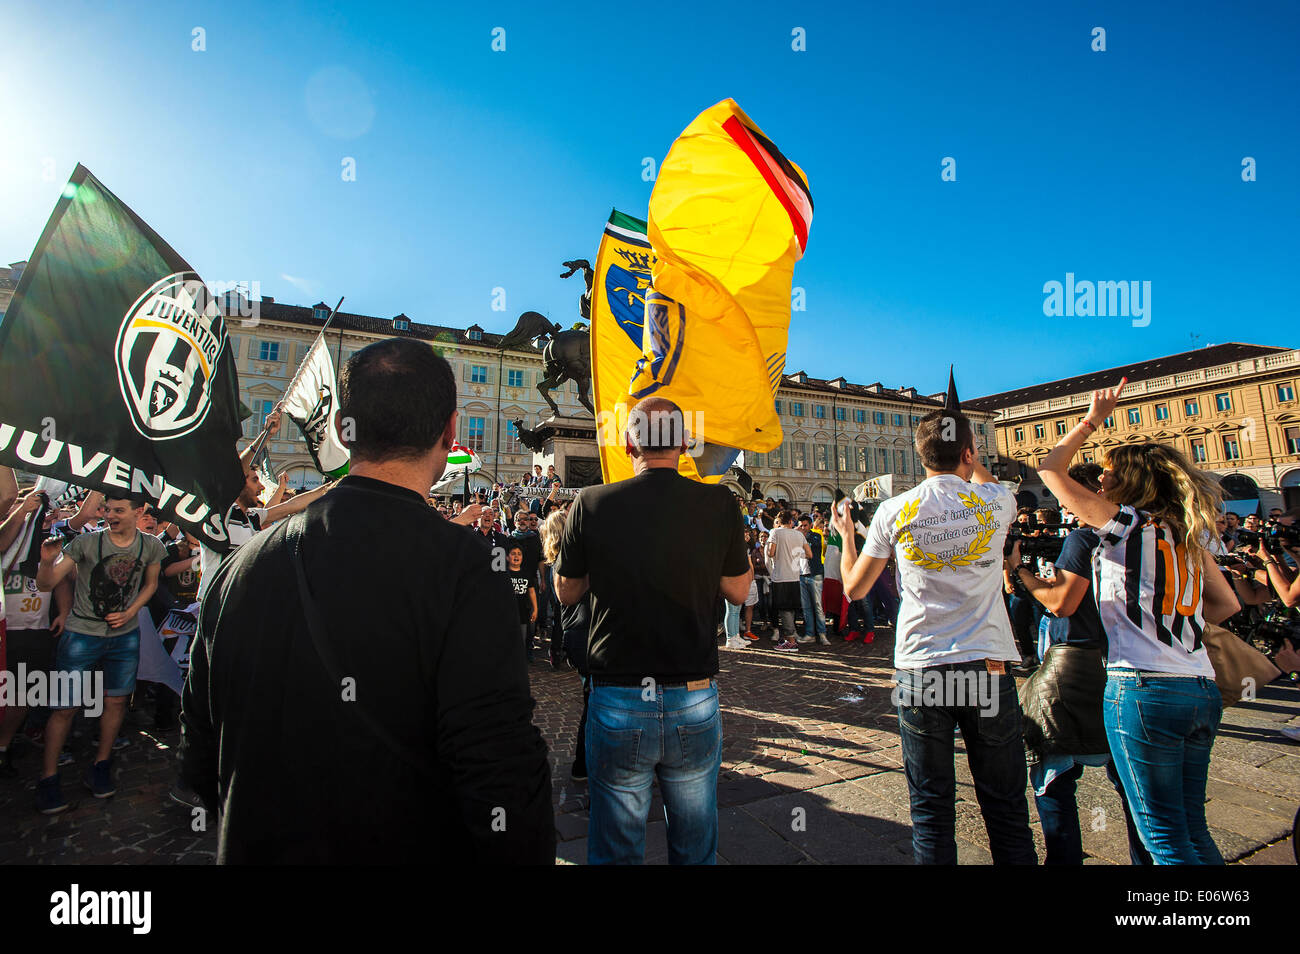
[2,625,1297,865]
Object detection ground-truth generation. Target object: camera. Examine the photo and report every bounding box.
[1004,525,1069,562]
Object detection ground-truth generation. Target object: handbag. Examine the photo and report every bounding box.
[1201,622,1281,706]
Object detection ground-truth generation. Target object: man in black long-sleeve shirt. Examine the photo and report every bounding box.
[179,339,554,864]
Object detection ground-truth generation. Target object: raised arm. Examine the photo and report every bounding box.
[1038,380,1126,530]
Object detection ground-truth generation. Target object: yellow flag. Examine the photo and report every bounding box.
[590,211,717,484]
[628,99,811,471]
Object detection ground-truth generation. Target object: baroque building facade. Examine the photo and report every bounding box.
[967,343,1300,513]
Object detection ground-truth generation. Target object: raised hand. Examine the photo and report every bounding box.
[1087,377,1128,427]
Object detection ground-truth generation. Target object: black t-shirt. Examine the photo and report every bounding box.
[804,530,823,575]
[1042,527,1106,650]
[162,541,201,605]
[510,530,543,584]
[509,572,533,622]
[556,468,749,679]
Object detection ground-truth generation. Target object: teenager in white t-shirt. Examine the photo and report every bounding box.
[1037,379,1239,865]
[832,406,1035,866]
[765,511,812,652]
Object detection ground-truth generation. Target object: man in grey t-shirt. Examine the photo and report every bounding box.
[33,491,164,813]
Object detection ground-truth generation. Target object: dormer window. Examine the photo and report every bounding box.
[312,302,329,322]
[467,325,484,342]
[393,313,410,331]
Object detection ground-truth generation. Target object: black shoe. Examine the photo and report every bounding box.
[570,762,587,782]
[35,774,72,814]
[84,758,116,798]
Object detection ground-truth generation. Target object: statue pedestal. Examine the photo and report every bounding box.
[533,414,601,488]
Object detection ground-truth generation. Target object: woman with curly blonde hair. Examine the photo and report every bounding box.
[1038,379,1240,864]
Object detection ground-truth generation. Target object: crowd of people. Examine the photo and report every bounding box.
[1,346,1298,866]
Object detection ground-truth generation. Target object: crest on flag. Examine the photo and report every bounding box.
[115,273,227,441]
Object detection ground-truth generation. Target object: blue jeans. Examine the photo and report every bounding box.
[586,681,722,865]
[896,663,1037,865]
[1104,672,1223,865]
[799,575,826,637]
[1036,760,1153,865]
[723,601,741,639]
[845,596,874,634]
[52,629,141,705]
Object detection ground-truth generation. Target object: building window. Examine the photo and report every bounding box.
[813,404,825,419]
[837,444,850,471]
[505,419,522,454]
[470,365,488,383]
[856,447,868,472]
[774,399,782,414]
[1127,408,1141,425]
[258,341,280,362]
[892,413,903,427]
[312,305,329,321]
[1286,426,1300,454]
[1278,383,1295,403]
[790,402,804,417]
[853,409,865,424]
[769,444,784,467]
[1034,423,1045,439]
[873,411,885,426]
[1185,398,1200,416]
[393,318,409,331]
[877,448,890,472]
[912,416,921,426]
[1190,438,1207,463]
[1155,403,1169,421]
[1055,421,1067,436]
[977,423,985,435]
[507,369,524,388]
[896,449,906,473]
[834,406,846,421]
[814,444,828,470]
[792,442,807,470]
[1103,415,1114,428]
[465,416,486,452]
[467,327,483,341]
[1215,392,1232,412]
[1223,437,1241,461]
[1014,427,1025,442]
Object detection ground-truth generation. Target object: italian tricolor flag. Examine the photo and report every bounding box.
[446,442,476,468]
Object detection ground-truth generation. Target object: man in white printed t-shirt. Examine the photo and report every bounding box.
[833,399,1036,866]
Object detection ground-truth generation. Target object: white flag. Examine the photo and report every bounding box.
[284,337,350,477]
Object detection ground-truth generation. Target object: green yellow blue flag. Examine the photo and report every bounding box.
[599,100,812,484]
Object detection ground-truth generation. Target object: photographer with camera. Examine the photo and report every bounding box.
[1240,507,1300,608]
[1038,379,1241,865]
[1009,463,1151,865]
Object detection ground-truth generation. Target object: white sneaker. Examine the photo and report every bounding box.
[770,631,782,641]
[725,636,749,650]
[1280,725,1300,743]
[818,634,831,646]
[796,635,816,644]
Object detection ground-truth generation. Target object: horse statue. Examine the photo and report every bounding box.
[497,260,596,417]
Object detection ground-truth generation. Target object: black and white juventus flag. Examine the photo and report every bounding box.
[0,165,246,550]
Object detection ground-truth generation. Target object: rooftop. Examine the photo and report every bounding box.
[965,343,1290,411]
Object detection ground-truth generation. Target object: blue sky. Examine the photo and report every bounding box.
[1,0,1296,399]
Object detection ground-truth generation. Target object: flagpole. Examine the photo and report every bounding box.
[279,296,345,413]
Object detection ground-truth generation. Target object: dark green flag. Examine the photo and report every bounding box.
[0,164,246,549]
